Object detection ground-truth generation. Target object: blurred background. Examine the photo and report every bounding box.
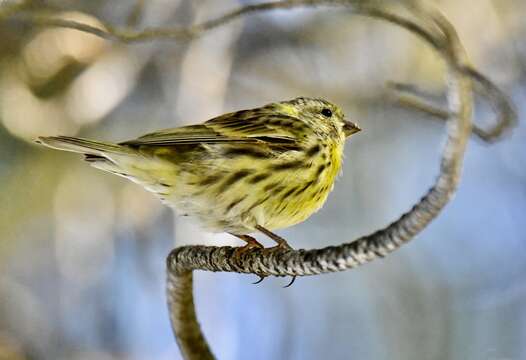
[1,0,525,359]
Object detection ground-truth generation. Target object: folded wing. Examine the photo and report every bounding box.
[120,108,307,149]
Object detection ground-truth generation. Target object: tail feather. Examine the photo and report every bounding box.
[36,136,129,157]
[36,135,174,196]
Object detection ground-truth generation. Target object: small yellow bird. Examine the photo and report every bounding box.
[37,97,360,251]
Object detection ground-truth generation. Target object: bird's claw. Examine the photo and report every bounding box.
[283,276,297,288]
[251,275,296,287]
[252,275,266,285]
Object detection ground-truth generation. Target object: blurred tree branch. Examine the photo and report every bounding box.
[388,65,517,143]
[4,0,515,140]
[2,1,517,359]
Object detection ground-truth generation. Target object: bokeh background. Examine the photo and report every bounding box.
[1,0,525,359]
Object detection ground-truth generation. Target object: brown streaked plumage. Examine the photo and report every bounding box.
[36,97,361,250]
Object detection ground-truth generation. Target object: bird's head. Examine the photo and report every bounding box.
[278,97,361,142]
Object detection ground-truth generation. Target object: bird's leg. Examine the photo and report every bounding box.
[255,225,293,250]
[231,233,264,253]
[255,225,296,287]
[231,233,266,284]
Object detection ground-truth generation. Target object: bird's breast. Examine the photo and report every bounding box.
[258,140,344,230]
[164,140,345,234]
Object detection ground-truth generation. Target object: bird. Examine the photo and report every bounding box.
[37,97,361,253]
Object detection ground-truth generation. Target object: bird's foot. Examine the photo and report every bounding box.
[232,234,265,259]
[233,239,264,258]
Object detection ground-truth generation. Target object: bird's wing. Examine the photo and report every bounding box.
[121,109,304,148]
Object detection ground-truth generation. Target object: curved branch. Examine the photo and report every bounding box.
[10,1,512,142]
[461,66,517,142]
[165,4,473,276]
[15,1,345,42]
[166,271,215,360]
[389,65,517,143]
[7,0,514,142]
[162,2,482,359]
[7,1,447,47]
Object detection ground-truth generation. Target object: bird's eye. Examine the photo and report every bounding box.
[321,108,332,117]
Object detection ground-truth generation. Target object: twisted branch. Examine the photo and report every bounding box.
[389,65,517,143]
[163,2,496,359]
[4,1,516,359]
[167,2,475,359]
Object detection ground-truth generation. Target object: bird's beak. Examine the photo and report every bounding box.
[343,120,361,137]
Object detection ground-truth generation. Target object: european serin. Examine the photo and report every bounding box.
[37,97,360,250]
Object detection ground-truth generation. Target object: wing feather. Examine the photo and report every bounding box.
[121,108,306,148]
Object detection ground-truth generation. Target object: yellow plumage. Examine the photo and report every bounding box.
[37,97,360,248]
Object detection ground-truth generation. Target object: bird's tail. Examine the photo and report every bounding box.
[36,135,137,176]
[36,135,175,198]
[36,136,130,157]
